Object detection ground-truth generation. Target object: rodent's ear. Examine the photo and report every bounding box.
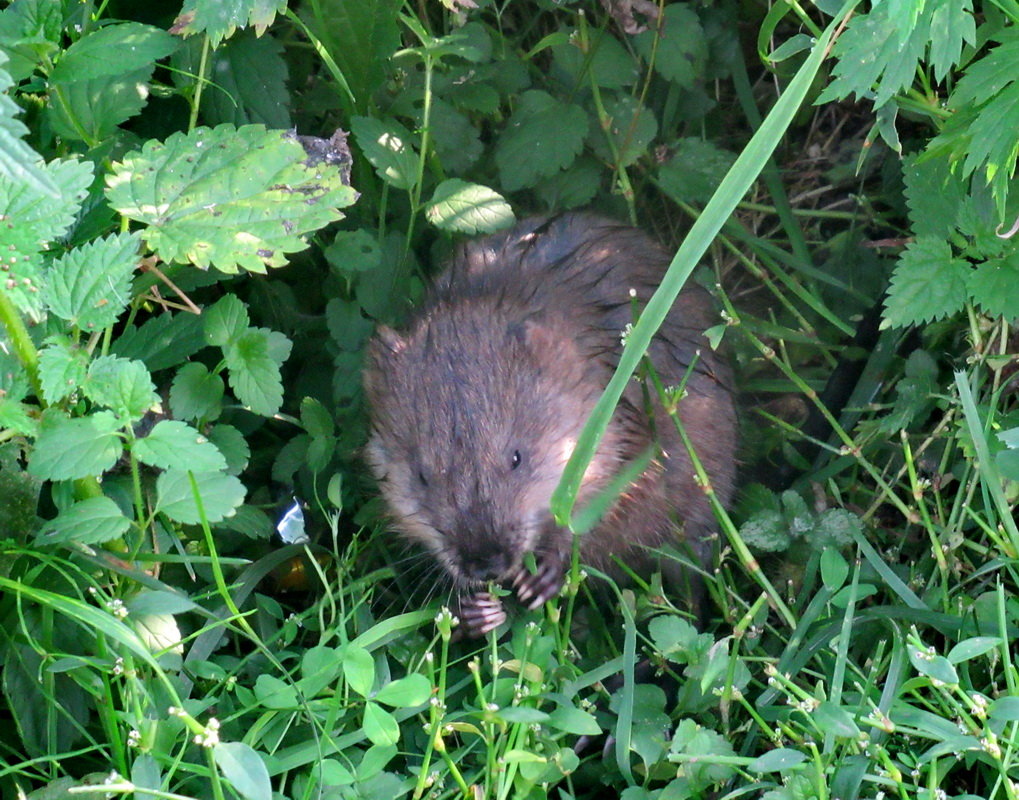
[507,316,567,357]
[372,325,406,355]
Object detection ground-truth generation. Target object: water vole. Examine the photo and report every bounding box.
[363,213,736,635]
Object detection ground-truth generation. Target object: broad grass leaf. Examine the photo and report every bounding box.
[425,179,514,234]
[495,91,587,192]
[49,22,178,83]
[134,420,227,472]
[169,363,225,422]
[106,125,356,273]
[36,496,130,546]
[213,741,272,800]
[28,409,123,481]
[350,116,418,191]
[156,469,245,524]
[362,700,399,746]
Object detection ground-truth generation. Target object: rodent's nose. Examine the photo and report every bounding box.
[458,542,512,582]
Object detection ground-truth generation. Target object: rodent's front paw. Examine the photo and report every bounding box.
[512,557,564,610]
[458,591,507,638]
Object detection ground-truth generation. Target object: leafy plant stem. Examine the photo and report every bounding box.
[0,287,43,399]
[899,430,950,610]
[189,36,211,132]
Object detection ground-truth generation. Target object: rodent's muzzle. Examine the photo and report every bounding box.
[453,535,516,583]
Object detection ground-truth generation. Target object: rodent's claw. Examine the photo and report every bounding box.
[513,560,564,610]
[458,591,507,638]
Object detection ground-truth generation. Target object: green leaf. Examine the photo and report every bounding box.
[547,706,600,736]
[224,327,289,416]
[373,674,431,708]
[988,696,1019,722]
[170,362,225,422]
[134,420,227,473]
[495,91,587,192]
[738,510,790,552]
[36,496,131,546]
[362,701,400,747]
[50,22,179,83]
[0,157,93,319]
[37,339,88,404]
[83,355,158,422]
[156,469,246,524]
[496,707,550,724]
[342,645,375,697]
[46,232,140,331]
[0,52,59,196]
[203,294,250,347]
[633,5,707,89]
[590,94,657,168]
[425,179,514,234]
[48,66,155,143]
[749,748,808,773]
[350,116,419,191]
[552,27,638,89]
[300,645,343,697]
[947,637,1002,664]
[814,509,863,548]
[883,236,970,327]
[0,2,62,83]
[658,139,737,205]
[324,229,381,276]
[208,424,250,475]
[902,153,968,239]
[535,156,602,209]
[927,0,976,81]
[811,702,860,739]
[648,614,701,659]
[907,644,959,686]
[175,31,290,128]
[28,410,123,481]
[106,125,356,273]
[175,0,287,48]
[112,312,206,372]
[425,98,482,175]
[819,548,849,590]
[254,674,298,709]
[213,741,272,800]
[968,254,1019,321]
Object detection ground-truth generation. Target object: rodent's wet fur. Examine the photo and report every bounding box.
[363,212,737,636]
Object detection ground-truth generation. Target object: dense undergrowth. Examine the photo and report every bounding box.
[0,0,1018,798]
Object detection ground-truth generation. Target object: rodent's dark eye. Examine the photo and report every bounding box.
[417,469,428,487]
[510,450,522,470]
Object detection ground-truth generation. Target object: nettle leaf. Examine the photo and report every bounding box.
[49,22,179,84]
[928,0,976,81]
[425,98,482,176]
[176,31,290,128]
[203,294,250,347]
[0,2,62,83]
[156,469,246,524]
[170,362,225,422]
[0,157,92,320]
[552,27,638,90]
[28,410,123,481]
[83,355,158,422]
[36,496,131,547]
[112,312,206,372]
[208,424,250,474]
[591,94,657,168]
[212,741,272,800]
[967,253,1019,320]
[633,4,707,89]
[46,232,140,331]
[535,156,602,210]
[883,236,970,327]
[0,54,59,196]
[48,66,155,143]
[175,0,287,48]
[350,116,419,191]
[324,229,381,277]
[425,179,514,235]
[134,420,227,473]
[105,124,357,273]
[224,327,290,416]
[495,91,587,192]
[902,153,967,239]
[658,138,737,205]
[37,338,88,405]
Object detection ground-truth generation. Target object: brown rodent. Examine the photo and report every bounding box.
[363,213,737,636]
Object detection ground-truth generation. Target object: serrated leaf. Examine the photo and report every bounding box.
[362,700,399,746]
[648,614,700,658]
[170,362,225,422]
[591,94,657,168]
[425,179,514,234]
[175,31,290,128]
[350,116,419,191]
[213,741,272,800]
[373,674,431,708]
[28,410,123,481]
[203,294,250,347]
[156,469,246,524]
[0,52,58,195]
[495,91,587,192]
[224,328,286,416]
[106,124,356,273]
[83,355,158,422]
[48,66,155,143]
[425,98,482,175]
[36,496,130,546]
[175,0,287,48]
[208,424,250,475]
[342,645,375,697]
[46,232,140,331]
[324,229,381,277]
[0,157,93,319]
[37,339,88,404]
[633,5,707,89]
[535,156,602,209]
[883,236,969,327]
[967,254,1019,320]
[659,138,737,205]
[0,398,35,436]
[134,420,227,472]
[112,312,206,372]
[0,2,63,83]
[553,27,637,89]
[738,510,790,552]
[50,22,179,84]
[902,153,967,238]
[928,0,976,81]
